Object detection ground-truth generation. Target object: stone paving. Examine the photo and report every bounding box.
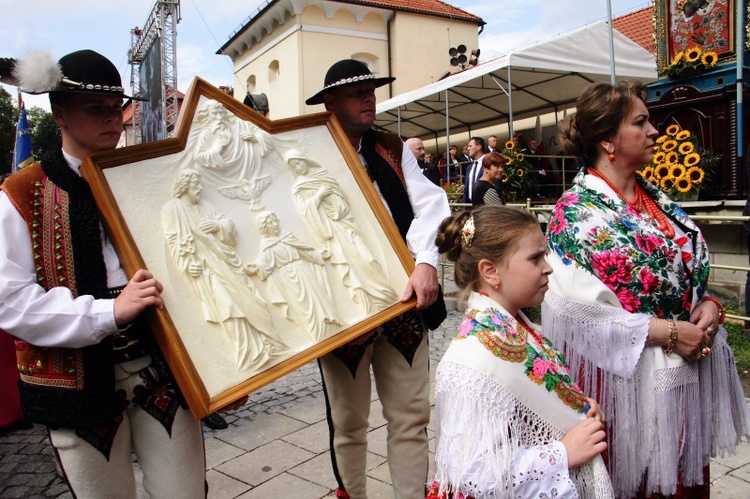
[3,302,750,498]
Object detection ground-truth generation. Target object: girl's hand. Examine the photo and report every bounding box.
[561,418,607,469]
[584,398,605,424]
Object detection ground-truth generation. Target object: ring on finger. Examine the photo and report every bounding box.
[694,352,704,360]
[706,325,715,335]
[701,346,711,356]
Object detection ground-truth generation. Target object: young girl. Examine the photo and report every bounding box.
[429,205,613,498]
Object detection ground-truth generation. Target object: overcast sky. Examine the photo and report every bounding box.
[1,0,651,111]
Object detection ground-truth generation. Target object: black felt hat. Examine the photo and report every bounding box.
[305,59,395,106]
[14,49,144,100]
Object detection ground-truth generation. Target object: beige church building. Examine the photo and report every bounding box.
[218,0,484,119]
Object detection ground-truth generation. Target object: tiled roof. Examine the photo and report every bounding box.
[613,6,654,54]
[345,0,483,23]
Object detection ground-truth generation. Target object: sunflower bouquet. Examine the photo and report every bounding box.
[659,46,719,79]
[639,123,718,201]
[500,140,534,201]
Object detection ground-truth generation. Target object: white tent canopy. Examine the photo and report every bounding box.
[375,20,657,140]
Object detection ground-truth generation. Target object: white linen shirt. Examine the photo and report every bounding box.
[0,151,125,348]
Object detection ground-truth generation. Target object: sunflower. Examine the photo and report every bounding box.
[683,152,701,167]
[701,51,718,66]
[639,166,655,183]
[653,151,667,164]
[516,153,524,161]
[505,156,513,165]
[674,176,693,193]
[655,164,671,179]
[656,135,667,144]
[672,51,684,65]
[676,130,691,140]
[687,166,705,183]
[678,142,694,155]
[516,169,525,177]
[670,163,686,179]
[662,139,678,152]
[505,141,515,149]
[501,173,510,182]
[665,151,679,164]
[666,124,680,136]
[685,47,702,63]
[661,176,675,190]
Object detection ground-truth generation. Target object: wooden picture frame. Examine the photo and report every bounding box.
[81,78,415,419]
[655,0,735,71]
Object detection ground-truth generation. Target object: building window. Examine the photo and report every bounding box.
[246,75,256,93]
[268,61,280,83]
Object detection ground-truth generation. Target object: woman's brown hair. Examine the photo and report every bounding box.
[558,80,649,166]
[482,151,507,169]
[435,205,539,298]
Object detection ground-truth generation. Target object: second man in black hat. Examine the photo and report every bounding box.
[307,59,450,499]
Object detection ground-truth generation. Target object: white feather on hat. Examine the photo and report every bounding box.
[12,50,63,94]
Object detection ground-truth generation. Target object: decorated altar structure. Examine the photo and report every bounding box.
[644,1,750,304]
[647,0,749,199]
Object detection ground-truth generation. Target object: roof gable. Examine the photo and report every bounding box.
[613,6,654,55]
[343,0,482,23]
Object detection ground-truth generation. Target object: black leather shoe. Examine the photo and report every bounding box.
[202,412,228,430]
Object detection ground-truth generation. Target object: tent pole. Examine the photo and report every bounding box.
[445,90,451,183]
[507,62,514,138]
[736,0,744,188]
[397,106,402,138]
[607,0,616,84]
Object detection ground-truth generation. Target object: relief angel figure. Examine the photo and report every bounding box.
[161,169,289,368]
[244,211,341,342]
[286,150,398,314]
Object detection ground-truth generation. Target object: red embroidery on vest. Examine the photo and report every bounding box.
[375,142,408,190]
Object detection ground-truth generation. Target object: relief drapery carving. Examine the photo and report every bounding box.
[286,150,398,314]
[161,170,288,368]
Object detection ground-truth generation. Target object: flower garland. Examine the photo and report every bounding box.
[499,140,534,201]
[638,123,719,201]
[660,45,718,79]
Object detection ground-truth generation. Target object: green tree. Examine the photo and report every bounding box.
[0,87,18,175]
[28,107,60,161]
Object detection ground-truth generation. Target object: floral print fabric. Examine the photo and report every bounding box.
[457,308,588,414]
[546,169,710,319]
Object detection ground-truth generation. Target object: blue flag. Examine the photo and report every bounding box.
[12,99,34,173]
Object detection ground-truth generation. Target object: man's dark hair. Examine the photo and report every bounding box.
[469,136,485,152]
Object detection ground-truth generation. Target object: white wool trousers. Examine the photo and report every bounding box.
[48,355,205,499]
[319,330,430,499]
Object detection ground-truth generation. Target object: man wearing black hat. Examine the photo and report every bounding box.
[0,50,206,497]
[306,59,450,499]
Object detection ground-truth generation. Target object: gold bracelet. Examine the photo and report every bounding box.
[663,319,678,355]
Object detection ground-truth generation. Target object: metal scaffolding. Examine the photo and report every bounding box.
[128,0,181,143]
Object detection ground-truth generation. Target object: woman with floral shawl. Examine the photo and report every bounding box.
[543,80,750,497]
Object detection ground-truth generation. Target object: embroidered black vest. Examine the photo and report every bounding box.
[360,129,446,330]
[1,154,119,428]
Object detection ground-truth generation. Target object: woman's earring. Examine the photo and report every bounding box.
[608,153,616,162]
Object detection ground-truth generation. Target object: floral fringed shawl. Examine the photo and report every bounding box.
[431,292,613,498]
[543,169,750,497]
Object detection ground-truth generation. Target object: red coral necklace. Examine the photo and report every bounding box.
[589,167,675,239]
